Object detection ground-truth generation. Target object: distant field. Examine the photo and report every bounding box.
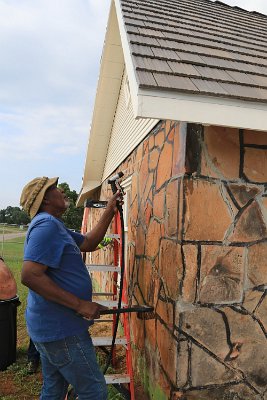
[0,224,27,235]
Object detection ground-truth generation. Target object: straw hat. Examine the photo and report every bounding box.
[20,177,58,219]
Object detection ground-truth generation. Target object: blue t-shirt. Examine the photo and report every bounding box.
[23,212,92,342]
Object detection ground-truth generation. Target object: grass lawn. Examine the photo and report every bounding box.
[0,236,125,400]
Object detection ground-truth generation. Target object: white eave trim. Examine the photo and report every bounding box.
[137,89,267,131]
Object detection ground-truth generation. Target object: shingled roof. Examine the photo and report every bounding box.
[120,0,267,103]
[77,0,267,205]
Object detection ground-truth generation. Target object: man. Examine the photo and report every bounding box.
[20,176,122,400]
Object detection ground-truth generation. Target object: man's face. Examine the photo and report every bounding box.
[44,185,69,213]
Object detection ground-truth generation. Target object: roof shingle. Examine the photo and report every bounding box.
[120,0,267,102]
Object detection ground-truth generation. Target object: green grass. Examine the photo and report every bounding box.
[0,238,125,400]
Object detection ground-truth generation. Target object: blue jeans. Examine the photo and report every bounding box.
[34,331,107,400]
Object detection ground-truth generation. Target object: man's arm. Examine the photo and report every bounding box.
[21,261,107,319]
[79,190,123,252]
[0,258,17,300]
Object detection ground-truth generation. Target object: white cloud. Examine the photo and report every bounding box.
[0,0,110,208]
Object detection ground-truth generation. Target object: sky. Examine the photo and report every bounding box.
[0,0,110,209]
[0,0,267,210]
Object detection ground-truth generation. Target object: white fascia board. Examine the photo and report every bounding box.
[137,89,267,131]
[114,0,139,117]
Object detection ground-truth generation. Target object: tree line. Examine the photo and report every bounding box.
[0,183,84,232]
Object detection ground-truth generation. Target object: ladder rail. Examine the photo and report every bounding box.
[82,195,135,400]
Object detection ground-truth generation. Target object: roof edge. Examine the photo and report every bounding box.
[137,89,267,131]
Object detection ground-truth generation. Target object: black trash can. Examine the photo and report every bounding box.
[0,295,20,371]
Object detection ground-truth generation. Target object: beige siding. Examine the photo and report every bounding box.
[102,73,158,181]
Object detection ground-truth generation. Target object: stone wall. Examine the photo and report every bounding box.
[87,121,267,399]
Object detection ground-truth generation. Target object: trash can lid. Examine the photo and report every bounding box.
[0,294,20,304]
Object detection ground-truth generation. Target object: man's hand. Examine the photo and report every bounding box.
[76,300,108,320]
[80,189,124,252]
[106,189,124,213]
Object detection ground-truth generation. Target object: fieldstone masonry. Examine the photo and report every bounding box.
[87,121,267,399]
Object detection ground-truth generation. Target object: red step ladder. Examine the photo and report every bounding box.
[82,202,135,399]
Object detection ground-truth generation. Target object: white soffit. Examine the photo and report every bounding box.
[78,181,101,207]
[82,0,124,190]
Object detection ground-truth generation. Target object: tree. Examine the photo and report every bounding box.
[58,183,84,231]
[0,183,83,230]
[0,206,30,225]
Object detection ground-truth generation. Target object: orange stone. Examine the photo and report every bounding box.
[136,224,146,256]
[172,123,186,177]
[143,137,150,159]
[166,179,179,237]
[130,311,145,350]
[145,219,161,258]
[157,322,177,385]
[144,318,157,351]
[149,134,155,150]
[244,129,267,145]
[201,126,240,179]
[228,183,261,208]
[159,239,183,299]
[153,188,165,220]
[183,178,233,241]
[229,201,267,243]
[149,148,160,170]
[243,290,263,313]
[177,179,184,241]
[243,147,267,183]
[156,141,173,190]
[176,340,189,387]
[138,258,154,302]
[135,141,143,167]
[165,120,173,138]
[199,245,244,304]
[255,295,267,334]
[155,127,165,150]
[156,298,174,329]
[129,192,138,227]
[157,364,172,399]
[144,201,153,225]
[247,242,267,288]
[181,244,198,303]
[143,172,154,204]
[191,344,237,386]
[166,121,177,142]
[139,152,149,196]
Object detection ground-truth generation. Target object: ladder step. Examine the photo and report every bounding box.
[93,292,114,296]
[94,319,113,323]
[106,233,120,240]
[92,336,127,346]
[97,300,127,307]
[86,264,121,272]
[105,374,130,384]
